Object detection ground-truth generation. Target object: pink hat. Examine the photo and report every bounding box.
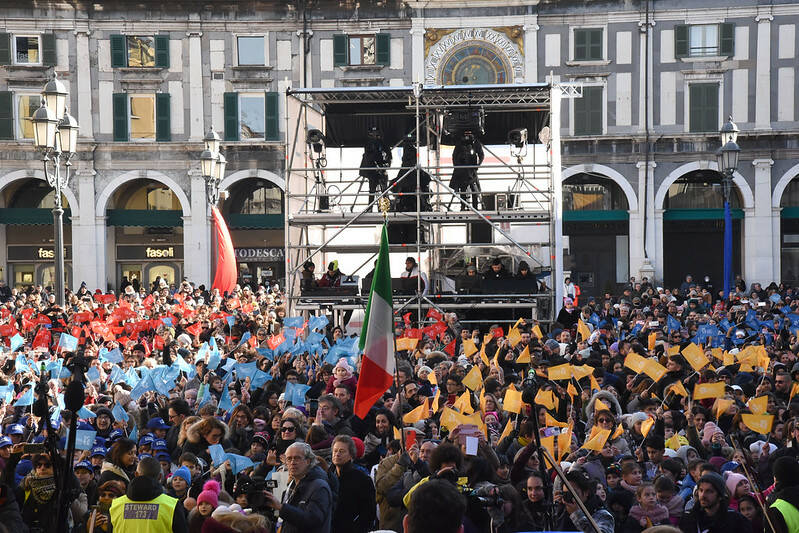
[725,472,747,497]
[197,479,220,508]
[701,422,720,447]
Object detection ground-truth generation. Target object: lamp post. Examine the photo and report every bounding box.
[31,74,79,307]
[201,126,227,205]
[716,116,740,300]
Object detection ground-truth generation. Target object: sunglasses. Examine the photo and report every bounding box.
[596,418,614,424]
[281,427,296,433]
[36,462,51,469]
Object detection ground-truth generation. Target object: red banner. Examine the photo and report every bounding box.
[211,206,238,295]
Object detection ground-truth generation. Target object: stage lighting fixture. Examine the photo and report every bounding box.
[508,128,528,148]
[306,128,327,167]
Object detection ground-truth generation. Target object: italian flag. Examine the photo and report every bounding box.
[353,224,395,419]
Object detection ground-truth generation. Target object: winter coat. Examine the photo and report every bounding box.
[766,485,799,533]
[331,463,376,533]
[181,419,232,466]
[277,465,333,533]
[679,504,753,533]
[116,475,188,533]
[374,454,406,532]
[98,461,132,487]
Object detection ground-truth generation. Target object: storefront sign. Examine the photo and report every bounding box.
[116,245,184,261]
[7,246,72,261]
[234,247,285,261]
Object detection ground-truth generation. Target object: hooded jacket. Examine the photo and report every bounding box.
[181,420,232,465]
[767,485,799,533]
[278,465,333,533]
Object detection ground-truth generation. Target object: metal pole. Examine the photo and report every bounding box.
[51,156,66,307]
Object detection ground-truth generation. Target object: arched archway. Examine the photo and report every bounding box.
[655,161,753,209]
[773,166,799,285]
[0,169,80,215]
[562,169,633,297]
[95,170,191,218]
[219,168,286,193]
[561,164,638,212]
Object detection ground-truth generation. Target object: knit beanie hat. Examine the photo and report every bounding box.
[724,472,747,497]
[197,479,221,508]
[698,472,728,500]
[172,465,191,485]
[773,456,799,490]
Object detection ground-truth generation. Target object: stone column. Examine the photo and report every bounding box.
[182,170,212,285]
[74,30,93,138]
[746,159,775,283]
[635,161,656,281]
[410,25,425,83]
[71,169,101,290]
[188,32,204,141]
[523,18,539,83]
[755,14,773,130]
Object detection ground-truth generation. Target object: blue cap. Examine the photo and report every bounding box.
[108,429,124,442]
[74,460,93,472]
[172,465,191,484]
[32,435,45,444]
[152,439,168,451]
[90,446,107,457]
[156,452,171,462]
[137,453,152,461]
[146,417,170,430]
[139,435,154,446]
[0,437,12,448]
[7,424,24,435]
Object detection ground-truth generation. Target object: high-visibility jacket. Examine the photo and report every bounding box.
[109,492,178,533]
[772,498,799,533]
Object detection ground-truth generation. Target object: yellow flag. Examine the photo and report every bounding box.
[667,345,680,356]
[394,426,402,440]
[723,351,735,366]
[711,348,723,361]
[545,412,569,428]
[428,371,437,386]
[454,390,474,415]
[624,353,648,374]
[587,424,601,441]
[642,358,668,382]
[558,425,573,461]
[516,345,531,364]
[532,324,543,339]
[548,363,572,381]
[479,344,490,367]
[582,428,611,451]
[462,339,478,358]
[462,366,483,391]
[693,381,725,400]
[577,319,592,342]
[589,374,600,393]
[483,333,494,346]
[535,389,557,410]
[479,388,486,413]
[507,328,522,347]
[669,381,688,397]
[431,388,441,412]
[503,388,523,414]
[595,398,610,413]
[396,337,419,352]
[611,423,624,440]
[492,347,501,367]
[682,343,709,372]
[403,398,430,425]
[715,398,733,418]
[648,332,657,352]
[791,382,799,401]
[747,395,768,415]
[641,417,655,438]
[499,418,513,443]
[741,413,774,434]
[571,365,594,381]
[540,435,556,467]
[439,407,472,433]
[566,382,578,399]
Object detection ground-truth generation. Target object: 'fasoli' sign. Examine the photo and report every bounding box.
[234,248,285,261]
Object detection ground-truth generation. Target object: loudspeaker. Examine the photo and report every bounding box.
[469,222,493,243]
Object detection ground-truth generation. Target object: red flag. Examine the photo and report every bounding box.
[95,293,116,305]
[211,206,237,294]
[142,294,155,308]
[32,328,51,350]
[35,315,51,325]
[71,326,82,338]
[21,308,35,319]
[0,323,17,337]
[72,311,93,323]
[403,313,412,327]
[493,327,505,338]
[432,321,448,337]
[173,292,185,304]
[186,322,202,336]
[267,333,285,350]
[228,298,241,310]
[444,339,456,357]
[426,308,443,321]
[153,335,165,351]
[241,303,254,314]
[0,308,9,319]
[404,328,423,340]
[248,336,258,348]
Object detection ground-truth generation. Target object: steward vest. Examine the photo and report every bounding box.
[771,498,799,533]
[109,492,177,533]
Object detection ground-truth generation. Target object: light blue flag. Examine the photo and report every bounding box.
[225,315,235,329]
[103,348,123,364]
[58,333,78,352]
[109,365,125,385]
[283,316,304,328]
[224,453,255,474]
[197,385,212,407]
[234,361,258,381]
[251,370,271,389]
[15,354,30,373]
[129,424,138,442]
[77,406,96,419]
[285,382,310,406]
[57,393,65,410]
[153,377,175,397]
[221,358,236,372]
[87,366,100,382]
[0,385,13,404]
[112,403,129,422]
[15,387,33,407]
[308,315,329,331]
[208,443,226,466]
[129,374,153,401]
[74,429,97,450]
[9,334,24,352]
[237,332,251,347]
[161,317,173,327]
[217,386,233,412]
[208,338,221,370]
[124,368,140,388]
[59,367,72,379]
[50,406,61,428]
[197,342,209,361]
[256,348,274,360]
[306,332,325,345]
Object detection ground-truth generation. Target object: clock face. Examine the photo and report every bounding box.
[440,43,511,85]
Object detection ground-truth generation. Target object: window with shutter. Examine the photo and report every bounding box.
[674,25,689,58]
[376,33,390,65]
[0,92,13,140]
[333,34,348,66]
[0,34,10,65]
[41,33,56,66]
[113,93,129,141]
[155,35,170,68]
[574,29,603,61]
[574,86,604,135]
[155,93,171,142]
[224,92,240,141]
[110,34,127,68]
[719,23,735,56]
[265,92,279,141]
[689,83,719,133]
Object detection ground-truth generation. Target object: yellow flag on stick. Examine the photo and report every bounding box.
[682,343,710,372]
[394,426,402,440]
[462,366,483,391]
[648,332,657,352]
[642,358,668,382]
[516,345,531,364]
[439,408,464,433]
[483,333,494,346]
[577,319,592,342]
[667,345,680,356]
[741,413,774,434]
[641,417,655,438]
[715,398,733,418]
[545,412,569,428]
[427,371,437,386]
[499,418,513,443]
[503,388,523,414]
[540,435,556,467]
[558,425,573,461]
[723,351,735,366]
[566,382,578,399]
[790,382,799,402]
[403,398,430,425]
[548,363,572,381]
[747,395,768,415]
[669,381,688,397]
[611,423,624,440]
[532,324,544,339]
[711,348,723,361]
[431,388,441,412]
[492,347,501,367]
[479,344,490,367]
[396,337,419,352]
[535,389,557,410]
[479,388,486,414]
[693,381,725,400]
[589,374,600,393]
[507,328,522,347]
[571,365,594,381]
[462,339,478,358]
[595,398,610,413]
[624,353,648,374]
[582,428,611,451]
[453,390,474,415]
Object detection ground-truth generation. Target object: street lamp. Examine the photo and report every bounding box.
[200,126,227,205]
[31,73,78,307]
[716,116,740,300]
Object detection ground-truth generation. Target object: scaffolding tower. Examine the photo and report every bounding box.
[284,83,564,330]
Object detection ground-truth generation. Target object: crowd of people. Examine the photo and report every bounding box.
[0,274,799,532]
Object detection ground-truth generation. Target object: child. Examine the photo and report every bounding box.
[724,472,750,511]
[623,483,670,533]
[606,464,622,490]
[188,480,220,533]
[654,475,684,525]
[169,465,192,502]
[619,462,642,494]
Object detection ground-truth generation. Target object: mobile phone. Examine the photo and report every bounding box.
[309,399,319,418]
[649,321,659,327]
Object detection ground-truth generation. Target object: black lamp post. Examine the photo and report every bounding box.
[716,116,740,298]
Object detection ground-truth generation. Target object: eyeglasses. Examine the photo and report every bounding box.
[36,462,51,469]
[285,456,306,463]
[281,427,296,433]
[596,418,614,424]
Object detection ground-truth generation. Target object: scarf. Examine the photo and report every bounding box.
[25,474,56,505]
[628,503,669,525]
[619,479,638,493]
[517,436,531,447]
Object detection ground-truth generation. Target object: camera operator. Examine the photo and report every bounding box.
[556,469,614,533]
[360,126,392,210]
[390,134,431,211]
[450,129,484,209]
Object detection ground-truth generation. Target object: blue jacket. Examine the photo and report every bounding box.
[679,473,696,501]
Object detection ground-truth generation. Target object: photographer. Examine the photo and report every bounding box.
[450,130,484,210]
[557,470,615,533]
[360,126,392,210]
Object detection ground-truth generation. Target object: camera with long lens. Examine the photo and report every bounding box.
[469,485,504,508]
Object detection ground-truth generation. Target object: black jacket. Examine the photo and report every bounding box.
[767,485,799,533]
[331,463,376,533]
[278,465,333,533]
[679,504,752,533]
[118,475,188,533]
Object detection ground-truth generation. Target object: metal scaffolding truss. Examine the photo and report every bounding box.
[283,82,565,328]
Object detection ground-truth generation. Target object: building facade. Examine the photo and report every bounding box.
[1,0,798,296]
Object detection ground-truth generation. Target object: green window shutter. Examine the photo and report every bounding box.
[719,23,735,56]
[589,29,603,60]
[0,92,13,140]
[704,84,719,132]
[112,93,128,141]
[333,34,348,66]
[574,30,587,61]
[223,92,239,141]
[155,34,170,68]
[674,25,689,58]
[155,93,171,142]
[110,34,127,68]
[41,33,56,66]
[265,91,279,141]
[376,33,390,65]
[574,86,603,135]
[690,83,719,132]
[0,34,10,65]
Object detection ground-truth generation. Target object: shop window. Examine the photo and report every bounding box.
[665,170,741,209]
[112,92,170,142]
[333,33,390,67]
[563,174,628,211]
[7,179,69,208]
[13,264,34,288]
[146,187,175,210]
[237,36,266,66]
[0,33,55,66]
[223,92,279,141]
[109,34,169,68]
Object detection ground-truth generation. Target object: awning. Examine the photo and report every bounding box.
[0,208,72,225]
[106,209,183,227]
